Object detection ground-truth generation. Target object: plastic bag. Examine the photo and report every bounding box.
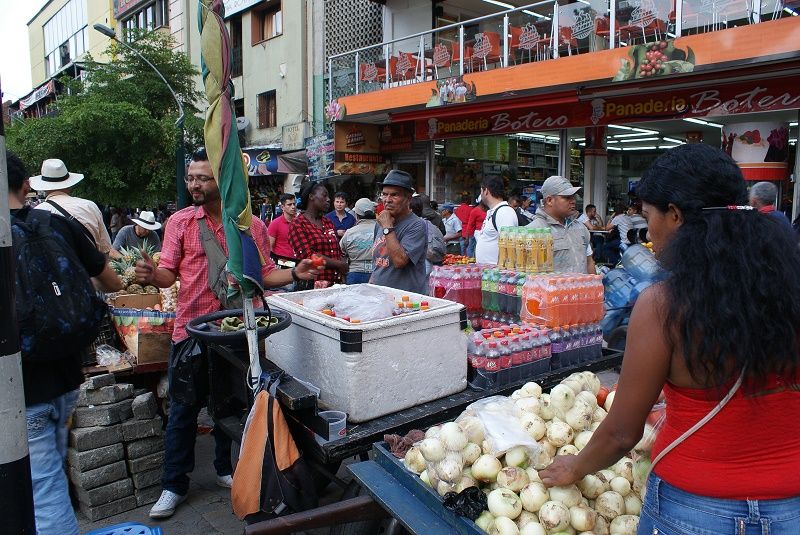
[465,396,542,458]
[442,487,487,520]
[95,344,133,367]
[631,397,666,494]
[303,285,394,322]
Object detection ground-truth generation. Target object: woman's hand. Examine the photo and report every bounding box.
[539,455,583,487]
[294,259,320,281]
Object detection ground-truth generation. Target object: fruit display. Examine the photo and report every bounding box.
[159,282,179,312]
[443,254,475,265]
[402,372,647,534]
[110,241,159,293]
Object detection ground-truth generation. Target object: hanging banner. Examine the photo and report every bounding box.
[242,148,281,176]
[305,132,334,181]
[415,74,800,140]
[19,80,55,110]
[722,122,790,181]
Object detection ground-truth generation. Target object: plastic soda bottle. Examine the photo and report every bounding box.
[468,340,486,378]
[484,341,500,385]
[549,326,563,368]
[497,228,508,269]
[489,270,500,312]
[481,269,492,311]
[515,228,526,271]
[433,266,448,299]
[525,229,538,273]
[498,339,513,386]
[450,268,463,306]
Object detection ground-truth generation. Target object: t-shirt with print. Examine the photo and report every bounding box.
[369,212,427,294]
[340,220,378,273]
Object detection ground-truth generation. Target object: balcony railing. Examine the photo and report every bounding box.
[328,0,794,101]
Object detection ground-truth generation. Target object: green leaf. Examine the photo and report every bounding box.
[686,46,696,65]
[663,60,695,73]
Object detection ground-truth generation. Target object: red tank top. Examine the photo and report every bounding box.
[652,372,800,500]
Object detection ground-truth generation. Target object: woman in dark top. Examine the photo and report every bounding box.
[289,183,348,285]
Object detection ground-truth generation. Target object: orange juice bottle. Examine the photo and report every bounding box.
[497,228,507,268]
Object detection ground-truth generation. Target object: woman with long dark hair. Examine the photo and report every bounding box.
[288,182,348,286]
[541,144,800,533]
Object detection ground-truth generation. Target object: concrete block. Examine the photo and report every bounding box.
[76,477,134,506]
[67,443,124,472]
[121,416,163,441]
[84,373,116,390]
[133,388,148,397]
[78,495,137,521]
[69,425,123,452]
[127,451,164,474]
[125,436,163,459]
[135,484,162,506]
[131,468,161,489]
[79,384,134,406]
[69,460,128,490]
[73,399,133,427]
[131,392,158,420]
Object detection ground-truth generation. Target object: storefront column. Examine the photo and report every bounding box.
[425,140,434,195]
[583,126,608,218]
[793,111,800,224]
[558,129,570,179]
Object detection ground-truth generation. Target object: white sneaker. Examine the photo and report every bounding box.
[149,490,186,519]
[216,474,233,488]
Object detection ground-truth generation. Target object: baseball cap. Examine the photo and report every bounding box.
[354,198,375,216]
[540,175,581,198]
[441,203,455,212]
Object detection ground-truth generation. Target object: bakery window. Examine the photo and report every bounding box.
[257,90,277,129]
[251,0,282,45]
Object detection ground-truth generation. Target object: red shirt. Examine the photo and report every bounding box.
[267,215,296,258]
[159,206,276,342]
[288,213,343,283]
[652,371,800,499]
[455,203,472,225]
[464,205,487,238]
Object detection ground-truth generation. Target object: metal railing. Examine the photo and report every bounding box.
[328,0,786,101]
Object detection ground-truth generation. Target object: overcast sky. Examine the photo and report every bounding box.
[0,0,47,102]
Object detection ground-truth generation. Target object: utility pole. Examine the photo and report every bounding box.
[0,78,36,533]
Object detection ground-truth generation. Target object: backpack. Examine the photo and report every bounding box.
[425,221,446,264]
[11,210,108,361]
[490,204,525,230]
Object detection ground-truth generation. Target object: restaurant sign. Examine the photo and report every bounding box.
[306,132,334,181]
[415,75,800,139]
[334,122,389,174]
[114,0,149,18]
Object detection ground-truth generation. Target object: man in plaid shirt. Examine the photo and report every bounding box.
[135,148,320,519]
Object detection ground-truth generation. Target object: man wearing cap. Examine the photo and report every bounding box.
[370,170,428,294]
[32,158,113,254]
[112,211,163,254]
[340,198,379,284]
[441,203,463,254]
[527,176,594,274]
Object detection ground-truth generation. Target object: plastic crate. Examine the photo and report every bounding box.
[85,522,163,535]
[84,311,119,366]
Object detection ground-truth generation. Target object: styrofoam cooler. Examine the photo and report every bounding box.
[265,284,468,423]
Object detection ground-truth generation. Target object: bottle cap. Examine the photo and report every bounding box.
[489,342,498,348]
[401,295,410,301]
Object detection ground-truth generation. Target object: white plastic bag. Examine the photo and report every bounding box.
[466,396,542,458]
[303,286,394,321]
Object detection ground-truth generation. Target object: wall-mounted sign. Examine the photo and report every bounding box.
[19,80,55,110]
[445,136,509,162]
[379,123,414,153]
[282,122,310,151]
[242,148,280,176]
[222,0,264,18]
[114,0,149,19]
[722,122,790,181]
[334,122,389,174]
[306,133,334,181]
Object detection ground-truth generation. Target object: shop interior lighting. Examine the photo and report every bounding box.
[663,137,685,144]
[482,0,515,9]
[620,137,659,143]
[435,144,445,149]
[608,146,624,151]
[790,122,798,127]
[683,118,723,128]
[608,124,659,134]
[611,132,660,138]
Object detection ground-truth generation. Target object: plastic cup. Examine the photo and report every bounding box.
[314,410,347,445]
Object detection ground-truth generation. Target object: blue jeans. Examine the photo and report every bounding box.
[346,272,371,284]
[640,473,800,535]
[466,236,477,258]
[26,390,80,535]
[163,341,232,496]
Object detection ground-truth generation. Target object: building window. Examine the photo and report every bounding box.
[257,91,277,129]
[230,16,243,77]
[121,0,170,41]
[234,98,245,119]
[43,0,88,77]
[251,1,282,45]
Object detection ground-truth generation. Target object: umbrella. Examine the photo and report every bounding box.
[198,0,265,388]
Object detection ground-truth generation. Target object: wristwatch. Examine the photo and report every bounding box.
[291,267,301,282]
[382,227,394,236]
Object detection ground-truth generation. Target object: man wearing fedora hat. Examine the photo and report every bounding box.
[32,158,113,255]
[370,170,428,294]
[112,210,163,254]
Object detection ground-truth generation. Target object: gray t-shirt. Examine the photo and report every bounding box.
[112,225,162,252]
[369,212,428,294]
[340,220,378,273]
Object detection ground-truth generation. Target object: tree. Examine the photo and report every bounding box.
[7,30,205,208]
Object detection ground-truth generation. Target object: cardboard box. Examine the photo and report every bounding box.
[110,308,174,365]
[135,333,171,364]
[111,294,161,309]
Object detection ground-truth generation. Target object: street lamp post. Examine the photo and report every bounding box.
[93,24,189,209]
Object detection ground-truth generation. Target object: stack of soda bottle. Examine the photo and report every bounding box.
[497,227,554,272]
[467,324,552,389]
[428,265,484,323]
[479,269,526,327]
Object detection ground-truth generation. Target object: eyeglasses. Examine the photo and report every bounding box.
[184,174,215,185]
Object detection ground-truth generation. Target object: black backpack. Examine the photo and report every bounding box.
[11,210,108,361]
[490,204,527,229]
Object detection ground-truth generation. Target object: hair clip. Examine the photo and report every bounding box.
[701,205,755,211]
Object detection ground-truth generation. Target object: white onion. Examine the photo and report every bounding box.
[575,390,599,409]
[525,467,542,483]
[495,516,521,535]
[519,523,546,535]
[436,457,463,483]
[549,485,582,508]
[520,414,547,441]
[505,446,529,468]
[558,445,579,456]
[538,394,555,420]
[561,376,585,394]
[595,491,625,520]
[497,466,530,492]
[577,474,605,499]
[592,407,607,423]
[463,442,482,466]
[473,454,503,482]
[440,422,469,451]
[436,480,455,496]
[609,514,639,535]
[488,488,523,519]
[475,511,495,532]
[569,504,597,531]
[455,476,478,493]
[574,431,593,451]
[463,467,473,479]
[419,437,446,462]
[515,397,541,416]
[551,384,576,412]
[516,510,539,529]
[547,421,575,447]
[538,501,570,532]
[609,477,631,497]
[419,469,431,487]
[404,447,426,474]
[522,382,543,397]
[566,403,593,431]
[427,467,441,487]
[530,448,552,471]
[604,391,615,411]
[458,416,486,444]
[596,469,616,484]
[590,421,602,431]
[594,514,610,535]
[520,482,549,512]
[425,425,441,439]
[612,458,634,483]
[623,494,641,515]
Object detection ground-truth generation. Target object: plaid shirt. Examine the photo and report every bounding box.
[159,206,276,342]
[288,213,342,283]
